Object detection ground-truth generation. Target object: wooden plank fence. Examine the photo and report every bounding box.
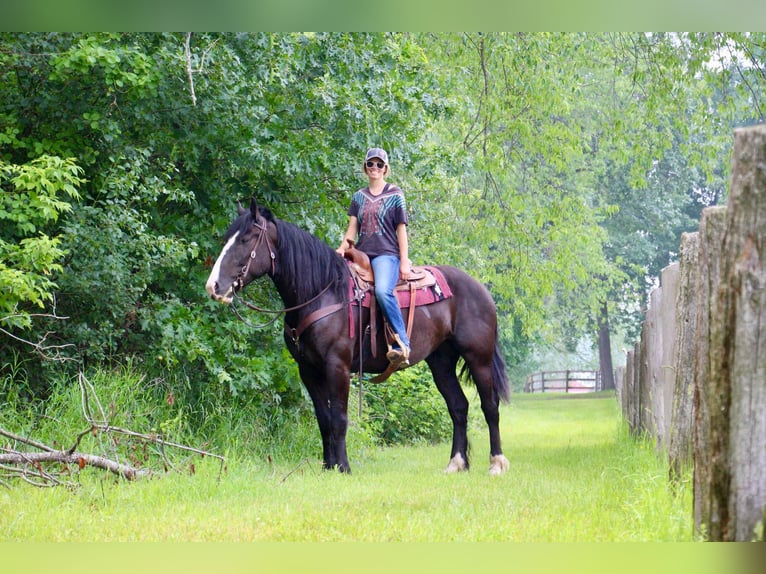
[615,125,766,541]
[524,370,602,394]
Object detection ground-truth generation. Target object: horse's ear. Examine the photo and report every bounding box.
[237,201,246,216]
[249,197,259,220]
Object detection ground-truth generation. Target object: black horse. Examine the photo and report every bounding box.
[205,200,510,474]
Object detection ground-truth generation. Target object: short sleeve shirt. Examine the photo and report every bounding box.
[347,183,408,259]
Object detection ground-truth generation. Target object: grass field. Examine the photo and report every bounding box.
[0,391,695,542]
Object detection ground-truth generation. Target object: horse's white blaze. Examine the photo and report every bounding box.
[205,230,239,302]
[445,453,467,474]
[488,454,509,476]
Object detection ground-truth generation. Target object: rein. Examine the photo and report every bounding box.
[229,297,283,330]
[233,281,334,316]
[225,215,372,415]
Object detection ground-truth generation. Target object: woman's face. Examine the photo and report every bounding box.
[365,157,388,180]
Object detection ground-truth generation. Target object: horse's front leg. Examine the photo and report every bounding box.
[301,367,335,469]
[323,356,352,472]
[300,360,352,472]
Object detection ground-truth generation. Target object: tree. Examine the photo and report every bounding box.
[0,154,83,357]
[0,33,448,406]
[591,33,757,360]
[3,31,764,422]
[417,33,621,378]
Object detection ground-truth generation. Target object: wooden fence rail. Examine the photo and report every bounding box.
[524,370,602,394]
[615,125,766,541]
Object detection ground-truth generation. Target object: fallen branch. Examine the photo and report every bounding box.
[0,450,151,481]
[75,372,226,473]
[0,371,226,487]
[0,427,58,453]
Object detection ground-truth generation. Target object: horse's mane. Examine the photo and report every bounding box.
[238,207,349,304]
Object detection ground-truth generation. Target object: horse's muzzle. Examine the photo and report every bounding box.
[205,279,235,304]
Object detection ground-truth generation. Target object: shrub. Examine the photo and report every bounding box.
[358,364,451,446]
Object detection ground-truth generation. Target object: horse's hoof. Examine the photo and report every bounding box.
[488,454,509,476]
[445,453,467,473]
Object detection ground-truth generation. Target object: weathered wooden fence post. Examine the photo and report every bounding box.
[616,127,766,541]
[700,125,766,541]
[658,262,679,451]
[627,345,639,435]
[693,205,729,538]
[668,232,700,482]
[632,265,679,449]
[615,365,625,410]
[638,319,652,437]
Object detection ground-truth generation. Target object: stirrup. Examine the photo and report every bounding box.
[386,348,410,367]
[386,334,410,368]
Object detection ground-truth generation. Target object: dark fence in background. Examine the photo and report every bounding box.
[524,370,602,394]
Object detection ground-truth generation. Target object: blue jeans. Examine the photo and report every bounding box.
[371,255,410,350]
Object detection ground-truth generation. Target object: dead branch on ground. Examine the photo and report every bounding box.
[0,372,226,488]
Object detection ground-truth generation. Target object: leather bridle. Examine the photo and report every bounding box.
[230,217,341,337]
[234,218,276,293]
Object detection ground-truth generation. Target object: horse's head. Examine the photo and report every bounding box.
[205,199,276,303]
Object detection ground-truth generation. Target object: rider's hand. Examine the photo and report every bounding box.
[399,260,412,280]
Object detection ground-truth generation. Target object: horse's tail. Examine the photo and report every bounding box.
[492,326,511,403]
[458,325,510,403]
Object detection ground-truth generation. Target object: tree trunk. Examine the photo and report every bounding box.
[597,300,615,391]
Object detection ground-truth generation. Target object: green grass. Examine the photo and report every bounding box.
[0,390,695,541]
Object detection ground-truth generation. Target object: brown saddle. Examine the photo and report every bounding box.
[341,239,435,290]
[341,239,441,384]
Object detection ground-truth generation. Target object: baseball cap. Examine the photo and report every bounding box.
[365,147,389,165]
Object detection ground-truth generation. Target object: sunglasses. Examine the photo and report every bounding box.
[366,160,386,169]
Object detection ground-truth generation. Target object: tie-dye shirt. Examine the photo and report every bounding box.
[347,183,408,259]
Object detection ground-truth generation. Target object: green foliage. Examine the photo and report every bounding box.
[0,155,83,329]
[416,33,618,355]
[48,33,159,95]
[359,365,452,445]
[1,32,447,397]
[1,32,763,448]
[0,349,38,412]
[587,33,746,338]
[140,293,307,410]
[54,150,199,363]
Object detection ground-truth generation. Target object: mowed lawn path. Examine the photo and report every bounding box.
[0,391,694,542]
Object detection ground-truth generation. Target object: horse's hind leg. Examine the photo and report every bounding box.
[463,355,509,475]
[426,344,470,472]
